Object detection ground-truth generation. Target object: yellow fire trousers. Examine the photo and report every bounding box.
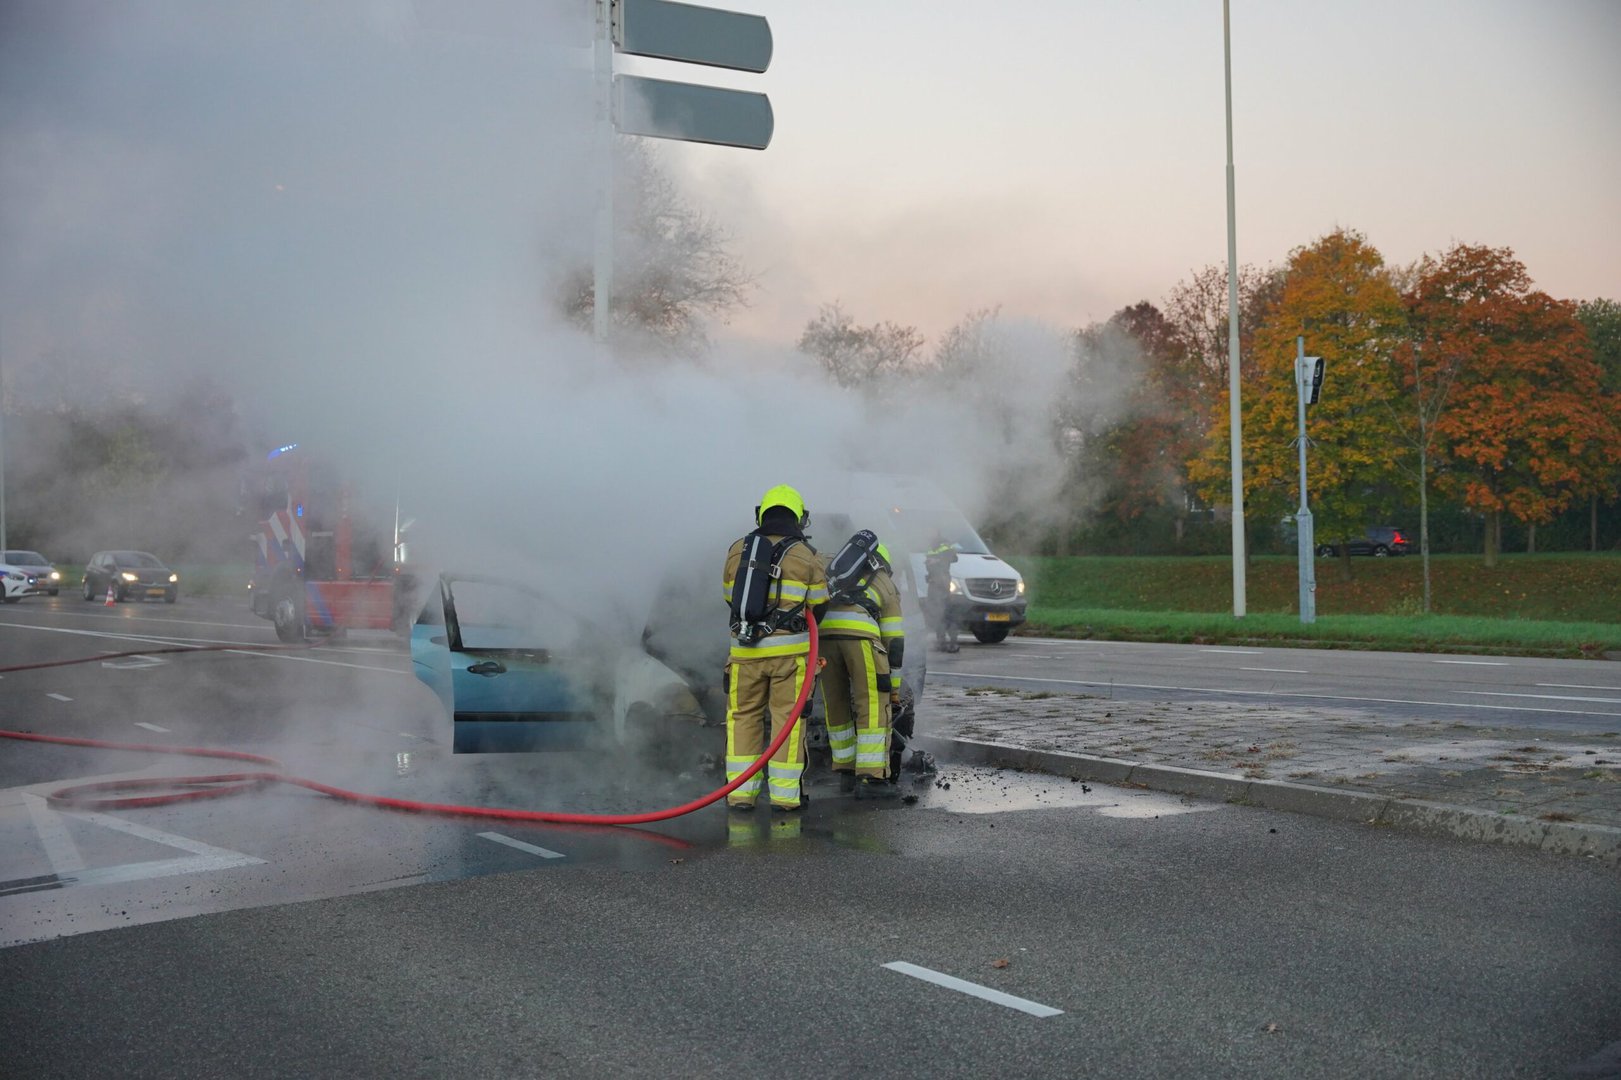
[818,636,891,780]
[725,654,809,809]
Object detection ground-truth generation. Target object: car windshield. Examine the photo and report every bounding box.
[112,552,165,568]
[4,551,48,566]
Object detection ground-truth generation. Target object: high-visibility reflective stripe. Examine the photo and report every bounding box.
[855,751,888,766]
[879,617,904,637]
[826,721,855,765]
[822,611,879,634]
[730,635,811,659]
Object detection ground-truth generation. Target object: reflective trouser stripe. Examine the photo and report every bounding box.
[725,654,809,807]
[826,720,856,767]
[856,729,889,767]
[819,637,890,779]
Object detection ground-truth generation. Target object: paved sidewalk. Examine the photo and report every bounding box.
[916,683,1621,862]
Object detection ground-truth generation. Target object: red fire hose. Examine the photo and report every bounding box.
[0,615,820,826]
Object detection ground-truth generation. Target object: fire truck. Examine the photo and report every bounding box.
[246,443,411,643]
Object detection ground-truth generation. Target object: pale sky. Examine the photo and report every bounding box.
[2,0,1617,396]
[644,0,1621,344]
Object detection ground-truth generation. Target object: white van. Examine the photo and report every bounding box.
[805,472,1027,645]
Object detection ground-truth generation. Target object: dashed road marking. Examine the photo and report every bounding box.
[477,832,565,859]
[1538,683,1621,692]
[1460,690,1621,705]
[1201,649,1263,655]
[1432,659,1506,666]
[134,722,171,733]
[1240,667,1309,674]
[882,961,1063,1018]
[46,693,72,702]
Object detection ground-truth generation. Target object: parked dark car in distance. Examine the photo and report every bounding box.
[82,550,179,603]
[1317,526,1410,558]
[2,550,62,596]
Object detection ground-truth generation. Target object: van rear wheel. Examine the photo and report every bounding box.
[971,626,1010,644]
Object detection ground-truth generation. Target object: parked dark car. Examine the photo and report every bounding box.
[1317,526,1410,558]
[81,550,179,603]
[2,550,62,596]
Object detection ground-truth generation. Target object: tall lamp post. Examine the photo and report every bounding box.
[1223,0,1246,617]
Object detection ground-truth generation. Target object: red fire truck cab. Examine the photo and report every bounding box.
[246,444,408,643]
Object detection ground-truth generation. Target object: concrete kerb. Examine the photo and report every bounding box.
[914,735,1621,864]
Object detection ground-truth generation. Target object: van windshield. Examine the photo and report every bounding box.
[882,508,990,555]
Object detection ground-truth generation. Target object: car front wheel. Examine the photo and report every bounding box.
[1315,545,1335,557]
[83,579,94,601]
[1373,546,1390,557]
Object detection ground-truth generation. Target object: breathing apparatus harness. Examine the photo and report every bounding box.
[729,529,811,647]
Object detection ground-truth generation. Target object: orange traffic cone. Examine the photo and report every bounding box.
[104,582,116,607]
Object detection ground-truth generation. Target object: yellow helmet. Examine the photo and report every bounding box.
[755,484,809,529]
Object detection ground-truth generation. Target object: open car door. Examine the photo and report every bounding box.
[410,575,600,753]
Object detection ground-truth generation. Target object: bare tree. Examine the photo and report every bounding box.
[560,141,753,355]
[797,302,925,389]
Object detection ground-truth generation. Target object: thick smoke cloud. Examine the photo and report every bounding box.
[2,3,1139,625]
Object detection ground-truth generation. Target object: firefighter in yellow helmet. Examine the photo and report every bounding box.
[721,485,830,811]
[818,537,906,798]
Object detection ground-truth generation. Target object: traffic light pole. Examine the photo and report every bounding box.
[1294,335,1316,624]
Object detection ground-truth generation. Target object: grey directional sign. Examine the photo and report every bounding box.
[617,0,772,73]
[615,74,773,150]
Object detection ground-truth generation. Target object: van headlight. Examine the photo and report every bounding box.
[948,579,959,594]
[50,570,61,581]
[1017,578,1025,596]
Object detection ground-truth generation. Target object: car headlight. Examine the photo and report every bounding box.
[50,570,61,580]
[121,571,139,582]
[1016,579,1026,596]
[169,573,179,583]
[948,579,959,594]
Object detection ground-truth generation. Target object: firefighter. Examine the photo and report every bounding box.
[722,485,829,812]
[818,539,907,799]
[924,536,960,653]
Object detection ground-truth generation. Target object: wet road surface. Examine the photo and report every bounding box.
[2,597,1619,1076]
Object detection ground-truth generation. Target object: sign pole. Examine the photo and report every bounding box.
[592,0,615,350]
[1295,335,1316,624]
[1223,0,1246,617]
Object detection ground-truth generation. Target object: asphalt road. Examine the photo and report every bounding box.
[2,597,1618,1077]
[930,634,1621,732]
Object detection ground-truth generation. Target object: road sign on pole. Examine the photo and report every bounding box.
[1295,337,1319,625]
[615,74,773,149]
[617,0,772,73]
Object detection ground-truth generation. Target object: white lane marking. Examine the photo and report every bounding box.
[1201,649,1263,655]
[1459,690,1621,705]
[1538,683,1621,691]
[10,803,266,888]
[102,654,167,669]
[221,649,409,674]
[0,622,407,674]
[1240,667,1309,674]
[46,692,72,702]
[477,832,565,859]
[134,722,171,733]
[69,855,263,887]
[22,793,87,875]
[1432,659,1507,666]
[882,961,1063,1018]
[936,671,1621,719]
[62,807,261,859]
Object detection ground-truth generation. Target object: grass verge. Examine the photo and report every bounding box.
[1023,606,1621,659]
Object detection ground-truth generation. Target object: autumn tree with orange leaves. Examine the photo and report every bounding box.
[1410,245,1621,566]
[1191,229,1408,578]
